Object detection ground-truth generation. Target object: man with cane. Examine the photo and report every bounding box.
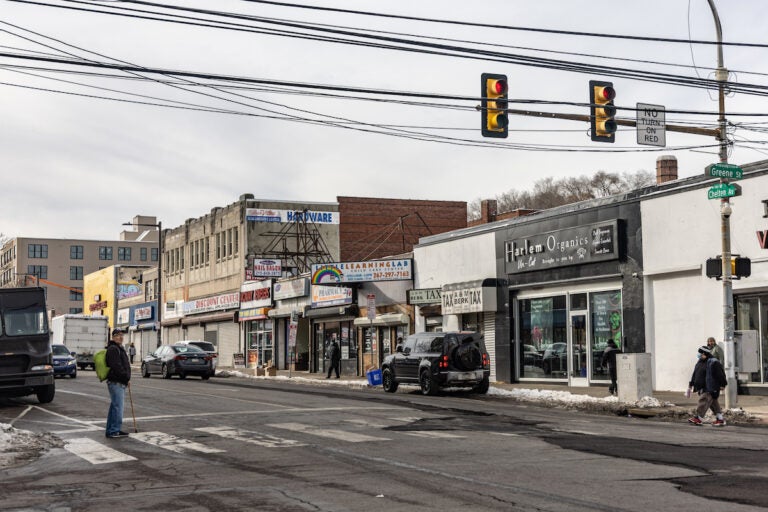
[104,328,133,438]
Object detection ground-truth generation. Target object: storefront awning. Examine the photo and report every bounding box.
[443,278,505,290]
[353,313,410,327]
[180,311,236,326]
[418,305,442,317]
[268,305,309,318]
[304,305,359,319]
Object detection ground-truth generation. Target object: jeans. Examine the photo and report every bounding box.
[106,381,126,435]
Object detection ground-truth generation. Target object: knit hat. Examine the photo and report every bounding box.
[698,346,712,356]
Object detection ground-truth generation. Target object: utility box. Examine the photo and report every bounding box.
[734,330,760,381]
[617,353,653,403]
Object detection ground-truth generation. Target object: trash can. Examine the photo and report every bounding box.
[366,368,382,386]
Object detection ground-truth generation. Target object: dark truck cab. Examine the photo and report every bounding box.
[0,287,54,403]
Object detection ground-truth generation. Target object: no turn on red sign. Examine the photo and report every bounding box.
[636,103,666,147]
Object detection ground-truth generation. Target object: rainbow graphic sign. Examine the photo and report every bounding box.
[312,265,344,284]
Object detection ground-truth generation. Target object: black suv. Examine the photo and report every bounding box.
[381,332,490,395]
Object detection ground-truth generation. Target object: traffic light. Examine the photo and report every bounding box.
[481,73,508,138]
[589,80,616,142]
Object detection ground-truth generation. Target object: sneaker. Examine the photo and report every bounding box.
[687,416,703,426]
[106,431,130,438]
[712,419,726,427]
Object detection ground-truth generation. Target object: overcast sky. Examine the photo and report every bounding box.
[2,0,767,239]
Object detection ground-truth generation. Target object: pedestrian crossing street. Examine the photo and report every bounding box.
[62,417,467,465]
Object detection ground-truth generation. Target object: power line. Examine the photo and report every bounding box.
[9,0,768,98]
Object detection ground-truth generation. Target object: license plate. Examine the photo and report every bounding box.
[190,358,200,363]
[457,372,474,381]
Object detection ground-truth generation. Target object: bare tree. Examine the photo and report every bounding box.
[467,169,653,221]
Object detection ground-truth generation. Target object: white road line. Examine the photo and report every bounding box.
[126,405,404,422]
[403,431,465,439]
[267,422,390,443]
[344,419,389,428]
[388,416,424,423]
[195,426,306,448]
[131,431,225,454]
[64,438,136,465]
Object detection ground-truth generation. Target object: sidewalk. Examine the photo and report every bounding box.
[211,367,768,425]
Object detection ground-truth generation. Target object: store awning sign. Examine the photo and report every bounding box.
[311,259,412,284]
[504,220,619,274]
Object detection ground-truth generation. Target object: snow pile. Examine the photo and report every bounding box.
[217,370,672,409]
[0,422,61,468]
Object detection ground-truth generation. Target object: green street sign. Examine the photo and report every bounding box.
[707,163,743,180]
[708,182,742,200]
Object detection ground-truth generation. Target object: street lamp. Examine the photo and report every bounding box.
[122,220,163,349]
[707,0,737,408]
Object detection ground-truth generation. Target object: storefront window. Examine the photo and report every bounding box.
[246,319,273,367]
[735,296,764,383]
[462,313,482,333]
[590,291,622,381]
[519,296,567,379]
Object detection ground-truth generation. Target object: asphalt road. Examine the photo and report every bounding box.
[1,372,767,512]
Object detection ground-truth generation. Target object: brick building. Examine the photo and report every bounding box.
[337,196,467,261]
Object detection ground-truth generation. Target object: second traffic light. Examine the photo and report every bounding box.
[481,73,508,138]
[589,80,616,142]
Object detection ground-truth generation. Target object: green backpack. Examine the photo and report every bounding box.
[94,349,110,382]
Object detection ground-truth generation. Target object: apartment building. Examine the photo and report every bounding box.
[0,215,160,317]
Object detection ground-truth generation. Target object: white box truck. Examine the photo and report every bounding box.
[51,315,109,370]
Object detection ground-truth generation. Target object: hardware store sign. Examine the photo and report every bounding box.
[504,220,618,274]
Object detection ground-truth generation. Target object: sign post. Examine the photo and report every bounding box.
[366,294,377,368]
[288,310,298,378]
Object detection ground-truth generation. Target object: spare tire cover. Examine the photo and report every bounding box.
[453,343,482,371]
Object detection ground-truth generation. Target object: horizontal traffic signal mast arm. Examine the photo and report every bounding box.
[500,107,720,137]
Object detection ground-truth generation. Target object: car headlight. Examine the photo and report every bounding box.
[31,364,53,371]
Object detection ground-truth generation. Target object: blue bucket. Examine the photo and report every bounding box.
[366,369,383,386]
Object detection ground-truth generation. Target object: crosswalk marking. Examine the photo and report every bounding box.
[267,422,390,443]
[64,437,136,465]
[344,419,389,428]
[195,426,306,448]
[131,431,225,454]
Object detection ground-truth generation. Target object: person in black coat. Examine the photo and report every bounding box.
[601,340,621,395]
[687,346,728,426]
[326,339,341,379]
[104,328,131,438]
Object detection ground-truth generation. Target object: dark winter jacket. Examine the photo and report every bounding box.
[705,357,727,397]
[328,341,341,363]
[689,359,707,392]
[689,357,727,396]
[105,340,131,385]
[600,345,621,369]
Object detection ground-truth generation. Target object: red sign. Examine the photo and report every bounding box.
[89,300,108,312]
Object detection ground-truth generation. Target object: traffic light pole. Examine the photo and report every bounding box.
[708,0,737,409]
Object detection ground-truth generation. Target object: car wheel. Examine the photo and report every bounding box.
[201,374,210,381]
[178,372,186,380]
[453,343,482,371]
[161,364,172,379]
[382,368,398,393]
[141,363,150,378]
[70,369,77,379]
[473,377,490,394]
[36,384,55,404]
[419,370,438,396]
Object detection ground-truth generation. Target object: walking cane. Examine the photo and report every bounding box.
[127,382,138,433]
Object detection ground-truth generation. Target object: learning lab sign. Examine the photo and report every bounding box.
[311,259,412,284]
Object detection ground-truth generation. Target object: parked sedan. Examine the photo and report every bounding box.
[175,340,218,370]
[52,344,77,378]
[141,344,214,380]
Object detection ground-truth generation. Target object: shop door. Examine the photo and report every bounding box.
[569,313,589,386]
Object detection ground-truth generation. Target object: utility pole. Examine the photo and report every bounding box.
[707,0,737,409]
[123,220,163,350]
